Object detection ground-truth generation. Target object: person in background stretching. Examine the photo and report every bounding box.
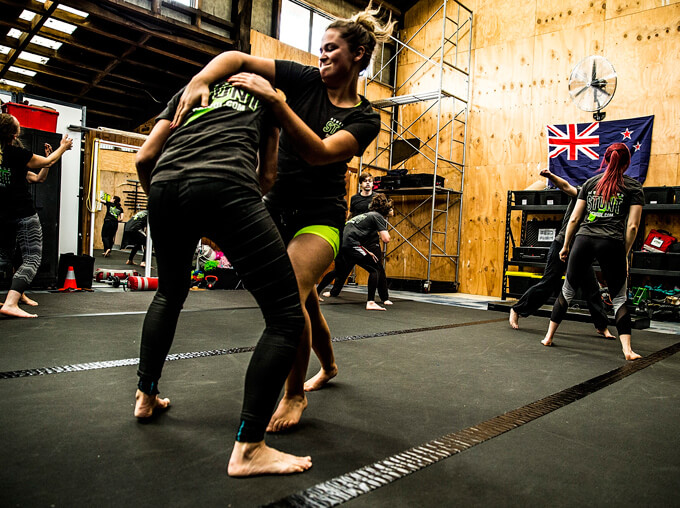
[134,75,309,476]
[100,195,123,257]
[122,209,148,266]
[172,2,395,430]
[0,113,73,318]
[322,171,392,305]
[542,143,643,360]
[509,167,614,339]
[317,193,393,310]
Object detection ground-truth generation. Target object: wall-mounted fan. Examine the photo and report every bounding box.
[568,55,617,121]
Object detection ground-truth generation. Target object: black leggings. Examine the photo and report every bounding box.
[551,235,631,335]
[137,178,304,443]
[101,220,118,251]
[318,245,384,302]
[0,213,43,294]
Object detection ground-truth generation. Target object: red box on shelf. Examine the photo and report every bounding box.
[1,102,59,132]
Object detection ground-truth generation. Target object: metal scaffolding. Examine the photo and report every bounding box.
[362,0,473,292]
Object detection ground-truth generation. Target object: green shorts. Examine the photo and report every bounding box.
[293,225,340,258]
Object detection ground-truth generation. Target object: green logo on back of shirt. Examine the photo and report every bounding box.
[185,82,260,126]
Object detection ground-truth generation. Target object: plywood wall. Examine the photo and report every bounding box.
[397,0,680,296]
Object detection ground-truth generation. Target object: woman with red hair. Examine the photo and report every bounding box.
[542,143,644,360]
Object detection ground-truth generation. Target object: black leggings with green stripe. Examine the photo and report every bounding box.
[137,178,304,443]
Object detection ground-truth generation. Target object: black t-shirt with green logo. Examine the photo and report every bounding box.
[267,60,381,227]
[0,144,34,220]
[576,174,644,242]
[152,80,269,193]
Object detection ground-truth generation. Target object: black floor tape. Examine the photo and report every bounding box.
[263,341,680,507]
[0,318,506,379]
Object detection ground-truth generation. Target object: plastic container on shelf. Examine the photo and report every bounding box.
[1,102,59,132]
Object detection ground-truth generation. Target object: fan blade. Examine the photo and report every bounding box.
[572,85,590,98]
[591,59,597,82]
[593,87,603,109]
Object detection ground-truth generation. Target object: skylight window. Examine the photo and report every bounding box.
[0,78,26,88]
[19,10,36,22]
[44,18,77,34]
[34,0,89,18]
[18,51,49,65]
[31,35,62,50]
[10,66,37,77]
[8,28,22,38]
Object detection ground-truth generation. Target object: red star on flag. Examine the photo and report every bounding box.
[633,141,642,152]
[621,128,633,139]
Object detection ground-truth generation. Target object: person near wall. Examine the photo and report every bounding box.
[122,209,148,266]
[0,113,73,318]
[509,168,614,339]
[542,143,643,361]
[100,195,123,257]
[317,193,393,310]
[134,75,310,476]
[172,2,395,430]
[321,171,392,305]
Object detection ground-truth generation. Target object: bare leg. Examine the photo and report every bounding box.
[133,389,170,418]
[0,290,37,318]
[228,441,312,477]
[619,333,641,361]
[509,308,519,329]
[542,320,559,346]
[304,288,338,392]
[267,234,334,432]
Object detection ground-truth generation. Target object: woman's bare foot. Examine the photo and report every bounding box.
[321,291,331,298]
[103,249,111,257]
[134,389,170,418]
[0,304,37,318]
[383,300,393,305]
[304,365,338,392]
[20,294,39,306]
[597,328,615,340]
[227,441,312,477]
[509,308,520,329]
[541,337,553,347]
[266,395,307,432]
[623,350,642,361]
[366,301,386,311]
[126,260,135,265]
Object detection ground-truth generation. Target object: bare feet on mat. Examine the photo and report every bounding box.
[321,291,331,298]
[509,308,519,329]
[304,365,338,392]
[624,350,642,361]
[541,336,553,347]
[134,389,170,418]
[126,260,135,265]
[20,294,39,306]
[227,441,312,477]
[597,328,615,340]
[383,300,393,306]
[103,249,111,257]
[0,304,37,318]
[366,301,386,311]
[266,395,307,432]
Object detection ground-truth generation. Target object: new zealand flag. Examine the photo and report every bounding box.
[547,115,654,185]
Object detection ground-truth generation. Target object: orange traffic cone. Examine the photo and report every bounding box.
[59,266,80,292]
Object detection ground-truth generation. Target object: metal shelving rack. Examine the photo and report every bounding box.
[361,0,473,292]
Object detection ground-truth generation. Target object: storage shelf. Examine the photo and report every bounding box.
[511,205,567,212]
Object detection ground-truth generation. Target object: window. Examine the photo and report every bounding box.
[279,0,332,56]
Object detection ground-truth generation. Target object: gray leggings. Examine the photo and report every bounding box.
[0,213,43,294]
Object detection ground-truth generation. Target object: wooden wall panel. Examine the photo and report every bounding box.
[395,0,680,296]
[535,0,606,35]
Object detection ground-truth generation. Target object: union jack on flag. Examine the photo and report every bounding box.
[547,115,654,185]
